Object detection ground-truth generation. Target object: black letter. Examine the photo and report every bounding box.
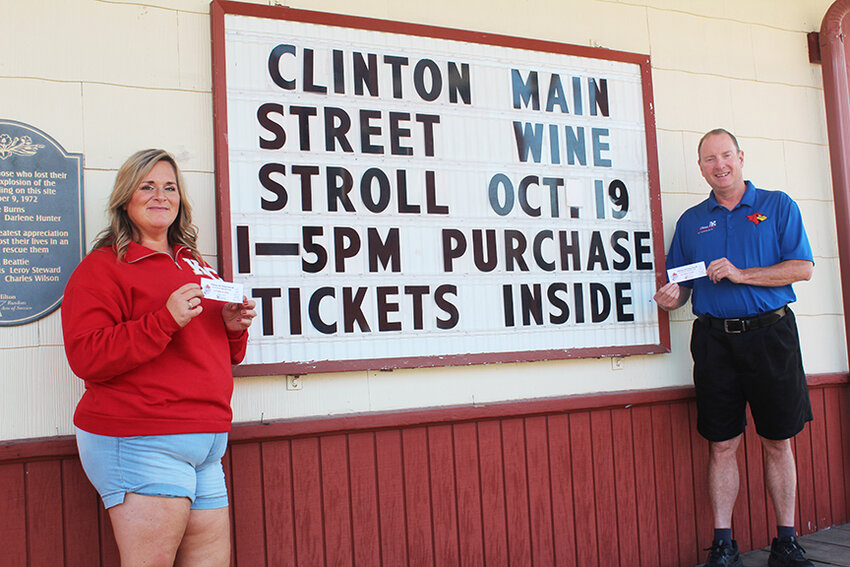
[268,44,295,90]
[257,103,285,149]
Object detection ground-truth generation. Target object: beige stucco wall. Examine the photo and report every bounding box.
[0,0,842,441]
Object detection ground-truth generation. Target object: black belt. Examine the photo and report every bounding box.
[698,306,787,334]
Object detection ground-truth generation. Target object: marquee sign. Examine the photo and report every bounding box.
[211,0,669,375]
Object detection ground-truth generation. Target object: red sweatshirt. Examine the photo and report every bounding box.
[61,242,248,436]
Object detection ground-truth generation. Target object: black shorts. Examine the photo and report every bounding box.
[690,307,812,442]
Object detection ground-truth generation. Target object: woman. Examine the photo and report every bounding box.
[61,149,256,566]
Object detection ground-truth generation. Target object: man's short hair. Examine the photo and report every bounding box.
[697,128,741,159]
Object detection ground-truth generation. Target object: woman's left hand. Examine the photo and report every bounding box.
[221,297,257,334]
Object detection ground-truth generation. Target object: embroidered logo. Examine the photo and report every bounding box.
[747,212,768,225]
[697,220,717,234]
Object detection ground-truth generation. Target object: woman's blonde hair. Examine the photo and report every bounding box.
[92,149,200,261]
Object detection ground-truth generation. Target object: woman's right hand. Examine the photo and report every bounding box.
[166,283,205,327]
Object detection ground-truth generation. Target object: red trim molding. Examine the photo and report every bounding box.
[2,373,845,463]
[821,0,850,365]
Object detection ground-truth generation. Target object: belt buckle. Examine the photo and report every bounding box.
[723,318,745,333]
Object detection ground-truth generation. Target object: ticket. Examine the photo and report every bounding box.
[200,278,244,303]
[667,261,707,283]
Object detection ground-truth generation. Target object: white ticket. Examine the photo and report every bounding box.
[667,261,707,283]
[200,278,244,303]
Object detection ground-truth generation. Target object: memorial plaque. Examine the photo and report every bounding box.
[0,120,84,326]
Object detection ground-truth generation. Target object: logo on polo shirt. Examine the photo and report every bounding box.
[747,212,768,225]
[697,220,717,234]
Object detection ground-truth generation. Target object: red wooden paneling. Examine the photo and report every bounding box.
[321,435,354,567]
[524,416,555,567]
[230,442,266,566]
[261,440,297,567]
[632,405,660,567]
[810,389,832,529]
[590,410,618,567]
[60,458,100,566]
[2,381,849,567]
[477,420,509,566]
[501,417,532,567]
[347,432,381,567]
[401,427,434,567]
[569,411,598,566]
[375,430,408,566]
[689,400,713,553]
[650,405,679,566]
[795,423,817,534]
[824,387,847,523]
[732,429,752,552]
[547,413,577,567]
[741,415,768,547]
[427,425,460,567]
[26,460,64,566]
[291,437,325,566]
[452,422,485,567]
[610,408,639,566]
[669,402,698,566]
[0,463,26,567]
[842,384,850,522]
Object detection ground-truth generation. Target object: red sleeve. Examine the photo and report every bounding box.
[61,257,182,382]
[227,329,249,364]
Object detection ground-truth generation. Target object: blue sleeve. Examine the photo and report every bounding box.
[665,218,694,288]
[777,193,814,263]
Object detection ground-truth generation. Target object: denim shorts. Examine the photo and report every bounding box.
[75,428,229,510]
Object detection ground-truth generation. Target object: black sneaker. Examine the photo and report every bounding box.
[703,539,742,567]
[768,536,814,567]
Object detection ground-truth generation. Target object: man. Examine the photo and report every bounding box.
[654,129,815,567]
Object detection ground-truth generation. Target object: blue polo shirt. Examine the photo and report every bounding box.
[666,181,813,318]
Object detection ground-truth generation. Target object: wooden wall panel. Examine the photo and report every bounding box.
[427,425,460,567]
[610,408,639,566]
[795,423,817,533]
[452,422,485,567]
[742,417,769,547]
[375,430,408,566]
[650,405,679,566]
[632,406,660,567]
[320,435,354,567]
[732,433,753,552]
[589,410,617,567]
[60,458,100,566]
[824,387,847,524]
[810,390,832,530]
[568,412,597,566]
[347,432,381,567]
[1,381,848,567]
[261,440,296,566]
[547,413,577,567]
[688,400,713,553]
[0,463,27,567]
[291,438,325,566]
[477,420,509,566]
[401,428,434,567]
[230,443,266,566]
[26,461,64,566]
[669,403,698,566]
[501,417,532,567]
[525,416,555,567]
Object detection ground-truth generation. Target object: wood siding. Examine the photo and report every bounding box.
[1,380,848,566]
